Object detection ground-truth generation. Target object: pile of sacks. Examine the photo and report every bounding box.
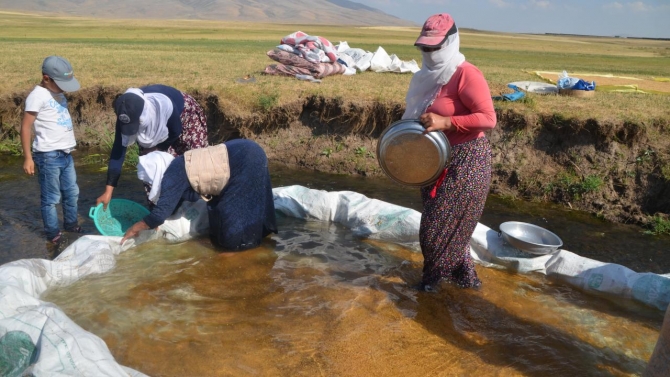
[263,31,419,81]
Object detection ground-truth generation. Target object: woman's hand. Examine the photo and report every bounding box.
[420,112,453,133]
[96,185,115,210]
[121,220,150,244]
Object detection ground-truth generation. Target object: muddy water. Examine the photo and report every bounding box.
[42,216,662,376]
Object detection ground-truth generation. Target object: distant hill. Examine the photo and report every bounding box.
[0,0,415,26]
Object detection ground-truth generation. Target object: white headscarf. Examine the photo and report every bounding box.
[402,33,466,120]
[121,88,173,149]
[137,151,175,205]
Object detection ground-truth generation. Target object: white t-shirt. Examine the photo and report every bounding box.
[25,85,76,152]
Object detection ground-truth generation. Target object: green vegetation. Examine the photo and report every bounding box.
[82,128,139,168]
[353,146,374,158]
[354,146,367,156]
[580,175,604,194]
[0,123,21,155]
[636,148,656,164]
[644,215,670,236]
[124,145,139,168]
[662,164,670,181]
[554,172,604,199]
[257,92,279,111]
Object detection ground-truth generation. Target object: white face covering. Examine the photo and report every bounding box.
[402,33,466,120]
[121,88,173,149]
[137,151,175,205]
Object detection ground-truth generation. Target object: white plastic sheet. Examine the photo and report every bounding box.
[508,81,559,94]
[273,185,421,247]
[336,42,419,74]
[1,186,668,375]
[368,46,419,74]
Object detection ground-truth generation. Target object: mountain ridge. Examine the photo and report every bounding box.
[0,0,415,26]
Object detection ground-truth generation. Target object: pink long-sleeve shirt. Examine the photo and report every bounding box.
[426,62,496,146]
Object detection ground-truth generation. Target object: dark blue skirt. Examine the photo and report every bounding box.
[207,139,278,250]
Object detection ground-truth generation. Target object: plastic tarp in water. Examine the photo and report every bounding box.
[1,185,668,375]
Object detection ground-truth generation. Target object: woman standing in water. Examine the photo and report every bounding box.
[403,13,496,289]
[96,84,208,208]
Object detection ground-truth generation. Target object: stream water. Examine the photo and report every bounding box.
[1,153,669,375]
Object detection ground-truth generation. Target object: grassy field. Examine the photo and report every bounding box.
[1,10,669,120]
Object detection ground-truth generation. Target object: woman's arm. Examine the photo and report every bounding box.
[450,66,497,133]
[97,122,127,208]
[106,123,128,186]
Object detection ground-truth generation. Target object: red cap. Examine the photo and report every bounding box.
[414,13,458,47]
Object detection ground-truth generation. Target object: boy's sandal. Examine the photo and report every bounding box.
[50,232,63,244]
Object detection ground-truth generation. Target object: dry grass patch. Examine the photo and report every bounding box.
[1,12,669,123]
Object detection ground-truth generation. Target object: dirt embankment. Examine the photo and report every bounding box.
[2,86,669,227]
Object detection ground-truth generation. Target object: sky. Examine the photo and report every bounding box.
[355,0,670,38]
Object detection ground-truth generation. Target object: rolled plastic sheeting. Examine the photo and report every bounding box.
[273,185,421,247]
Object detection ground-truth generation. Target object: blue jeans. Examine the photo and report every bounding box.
[33,151,80,240]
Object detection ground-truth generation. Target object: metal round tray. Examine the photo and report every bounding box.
[376,119,451,187]
[499,221,563,255]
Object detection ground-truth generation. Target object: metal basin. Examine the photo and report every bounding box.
[499,221,563,255]
[376,119,451,187]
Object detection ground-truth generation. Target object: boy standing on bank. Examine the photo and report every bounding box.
[20,56,84,244]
